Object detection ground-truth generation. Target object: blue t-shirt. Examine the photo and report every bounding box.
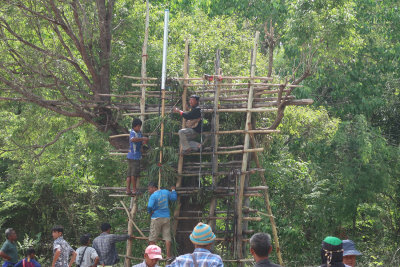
[127,129,142,160]
[14,258,41,267]
[147,189,177,218]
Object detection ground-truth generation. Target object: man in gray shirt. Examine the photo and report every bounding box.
[75,234,99,267]
[92,223,130,266]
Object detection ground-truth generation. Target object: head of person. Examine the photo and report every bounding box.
[249,233,272,261]
[320,236,343,266]
[5,228,17,242]
[189,95,199,108]
[100,223,112,233]
[132,118,143,132]
[189,222,216,250]
[148,181,158,194]
[51,225,64,240]
[80,234,91,246]
[342,240,361,267]
[25,248,36,259]
[144,245,162,267]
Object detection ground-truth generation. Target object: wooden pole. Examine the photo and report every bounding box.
[124,197,137,267]
[236,31,259,263]
[125,2,149,266]
[248,123,284,266]
[173,39,190,235]
[140,0,150,125]
[158,10,169,187]
[209,49,221,229]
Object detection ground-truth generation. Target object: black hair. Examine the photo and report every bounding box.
[101,222,111,232]
[132,118,142,128]
[190,95,200,101]
[148,181,158,188]
[250,233,271,257]
[80,234,91,245]
[26,248,35,256]
[52,225,64,233]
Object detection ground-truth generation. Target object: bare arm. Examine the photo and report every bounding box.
[130,137,149,143]
[52,249,61,267]
[68,251,77,267]
[0,251,11,261]
[92,256,99,267]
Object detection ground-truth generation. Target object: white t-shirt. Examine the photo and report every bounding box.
[75,246,98,267]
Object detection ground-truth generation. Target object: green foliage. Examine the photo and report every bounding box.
[1,0,400,266]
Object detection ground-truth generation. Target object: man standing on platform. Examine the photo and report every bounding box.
[249,233,282,267]
[173,95,202,154]
[147,182,177,262]
[0,228,18,267]
[126,118,149,195]
[93,223,130,266]
[167,222,223,267]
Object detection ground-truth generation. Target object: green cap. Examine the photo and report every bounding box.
[323,236,342,246]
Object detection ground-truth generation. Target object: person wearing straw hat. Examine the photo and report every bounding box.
[342,240,362,267]
[167,222,223,267]
[249,233,282,267]
[132,245,163,267]
[319,236,345,267]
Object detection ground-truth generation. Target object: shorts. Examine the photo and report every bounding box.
[149,217,171,242]
[127,159,140,177]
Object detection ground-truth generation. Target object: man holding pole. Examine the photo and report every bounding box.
[147,182,177,261]
[173,95,202,154]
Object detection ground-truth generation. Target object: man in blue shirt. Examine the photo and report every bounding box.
[147,181,177,261]
[126,118,149,195]
[14,248,41,267]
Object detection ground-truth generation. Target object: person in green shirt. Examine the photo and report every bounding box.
[0,228,18,267]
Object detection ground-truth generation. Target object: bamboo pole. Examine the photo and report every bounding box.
[236,31,259,262]
[125,2,150,266]
[140,0,149,133]
[158,10,169,188]
[124,197,137,267]
[175,216,262,221]
[248,123,284,266]
[120,201,146,238]
[173,39,190,235]
[109,147,264,156]
[209,49,221,229]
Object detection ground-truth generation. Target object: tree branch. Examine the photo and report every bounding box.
[34,120,86,158]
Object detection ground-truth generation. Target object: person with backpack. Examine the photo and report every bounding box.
[75,234,99,267]
[13,248,41,267]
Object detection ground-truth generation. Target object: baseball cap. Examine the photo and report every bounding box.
[145,245,163,259]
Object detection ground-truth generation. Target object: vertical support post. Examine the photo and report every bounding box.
[124,197,137,267]
[236,31,259,262]
[173,39,190,235]
[158,9,169,187]
[125,3,150,266]
[140,0,150,126]
[208,49,221,229]
[248,124,283,266]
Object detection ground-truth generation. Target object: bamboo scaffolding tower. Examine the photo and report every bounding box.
[101,30,313,266]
